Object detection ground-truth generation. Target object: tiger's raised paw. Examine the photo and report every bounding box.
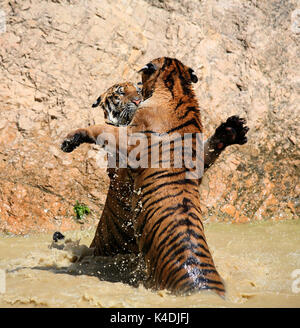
[61,129,96,153]
[214,115,249,150]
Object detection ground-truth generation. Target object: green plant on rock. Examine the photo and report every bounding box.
[73,201,91,221]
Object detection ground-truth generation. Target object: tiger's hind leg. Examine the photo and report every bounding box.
[90,168,139,256]
[204,115,249,170]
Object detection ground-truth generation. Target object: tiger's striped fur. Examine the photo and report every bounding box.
[88,82,248,260]
[130,57,225,296]
[89,167,138,255]
[89,82,142,255]
[62,57,229,296]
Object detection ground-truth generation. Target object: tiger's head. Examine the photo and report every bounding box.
[92,82,142,126]
[138,57,198,100]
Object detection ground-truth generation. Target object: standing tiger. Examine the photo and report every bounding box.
[89,86,248,257]
[61,57,249,297]
[89,82,143,255]
[63,82,248,257]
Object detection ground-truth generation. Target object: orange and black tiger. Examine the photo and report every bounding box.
[89,82,248,258]
[89,82,142,255]
[61,57,249,297]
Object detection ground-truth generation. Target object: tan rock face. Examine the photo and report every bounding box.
[0,0,299,234]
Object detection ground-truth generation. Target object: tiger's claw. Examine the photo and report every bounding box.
[61,130,96,153]
[213,115,249,150]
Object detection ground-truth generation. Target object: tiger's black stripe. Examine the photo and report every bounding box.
[90,58,225,297]
[178,106,199,120]
[166,118,201,134]
[164,68,176,98]
[142,190,184,213]
[132,58,225,297]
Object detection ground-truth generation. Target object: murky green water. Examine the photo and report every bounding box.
[0,220,300,307]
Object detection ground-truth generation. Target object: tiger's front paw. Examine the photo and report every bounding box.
[214,116,249,150]
[61,129,96,153]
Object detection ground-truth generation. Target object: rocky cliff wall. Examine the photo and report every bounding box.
[0,0,299,234]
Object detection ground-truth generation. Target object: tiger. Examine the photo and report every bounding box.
[61,57,249,297]
[78,83,248,257]
[91,82,142,126]
[89,82,143,255]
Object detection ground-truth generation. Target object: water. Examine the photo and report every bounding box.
[0,220,300,308]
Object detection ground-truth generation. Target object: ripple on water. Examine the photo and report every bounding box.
[0,220,300,307]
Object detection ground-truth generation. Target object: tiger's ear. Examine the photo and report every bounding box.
[188,68,198,83]
[92,96,101,108]
[138,63,157,75]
